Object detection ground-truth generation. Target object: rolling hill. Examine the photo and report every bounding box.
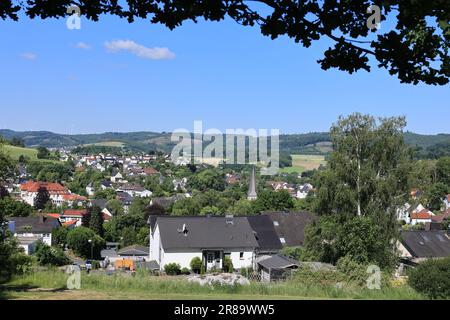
[1,129,449,157]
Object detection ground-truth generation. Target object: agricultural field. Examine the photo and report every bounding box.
[280,154,327,174]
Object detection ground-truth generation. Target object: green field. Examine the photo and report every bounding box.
[2,145,39,161]
[281,154,327,174]
[0,270,423,301]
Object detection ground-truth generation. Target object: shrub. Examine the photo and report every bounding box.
[294,266,346,287]
[181,268,191,275]
[408,258,450,299]
[240,267,253,278]
[35,242,70,266]
[190,257,203,274]
[164,263,182,276]
[66,227,105,259]
[336,256,369,286]
[223,256,234,273]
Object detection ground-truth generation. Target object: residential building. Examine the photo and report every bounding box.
[263,211,318,247]
[117,184,152,198]
[149,216,259,272]
[20,181,86,207]
[7,216,61,252]
[398,230,450,263]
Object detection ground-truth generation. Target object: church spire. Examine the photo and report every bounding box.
[247,167,258,201]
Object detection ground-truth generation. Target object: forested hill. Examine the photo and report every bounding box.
[0,129,449,157]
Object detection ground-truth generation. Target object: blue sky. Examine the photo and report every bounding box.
[0,14,449,135]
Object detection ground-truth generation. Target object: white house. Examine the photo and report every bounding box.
[86,183,95,197]
[117,184,152,198]
[149,216,259,272]
[111,170,124,183]
[397,203,412,224]
[410,208,434,226]
[7,216,61,253]
[20,181,87,207]
[296,183,314,199]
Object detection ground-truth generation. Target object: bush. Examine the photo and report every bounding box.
[66,227,105,259]
[240,267,253,278]
[336,256,369,286]
[294,266,346,287]
[223,256,234,273]
[164,263,182,276]
[35,242,70,266]
[190,257,203,274]
[181,268,191,275]
[408,258,450,299]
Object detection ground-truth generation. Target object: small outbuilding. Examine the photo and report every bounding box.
[257,255,300,283]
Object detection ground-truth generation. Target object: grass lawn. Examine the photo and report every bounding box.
[280,155,327,174]
[0,270,424,301]
[2,145,59,163]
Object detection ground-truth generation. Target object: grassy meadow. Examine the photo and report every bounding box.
[0,270,423,300]
[2,145,39,161]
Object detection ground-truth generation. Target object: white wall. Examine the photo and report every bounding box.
[150,223,256,271]
[229,251,254,269]
[162,252,203,270]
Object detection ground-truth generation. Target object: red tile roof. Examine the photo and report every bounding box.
[143,167,159,175]
[20,181,67,194]
[46,213,61,219]
[432,209,450,223]
[63,209,88,217]
[63,220,78,227]
[411,210,433,220]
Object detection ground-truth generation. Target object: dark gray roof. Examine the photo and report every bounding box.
[91,199,108,210]
[118,245,150,256]
[7,216,61,234]
[156,216,259,251]
[247,215,283,252]
[258,255,300,270]
[401,231,450,258]
[263,211,318,247]
[116,191,133,203]
[151,195,185,209]
[101,249,119,259]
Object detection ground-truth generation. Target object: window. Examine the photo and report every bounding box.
[280,238,286,244]
[240,252,244,260]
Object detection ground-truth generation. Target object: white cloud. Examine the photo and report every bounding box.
[104,40,175,60]
[20,52,37,60]
[75,42,91,50]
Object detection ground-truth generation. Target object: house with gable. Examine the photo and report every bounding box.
[149,216,260,272]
